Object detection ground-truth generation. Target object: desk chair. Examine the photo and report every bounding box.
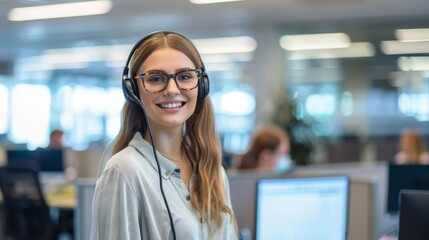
[0,166,57,240]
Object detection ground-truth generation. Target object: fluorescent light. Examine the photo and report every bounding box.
[381,40,429,54]
[201,53,253,64]
[189,0,244,4]
[398,56,429,71]
[396,28,429,42]
[8,0,112,21]
[193,36,257,54]
[280,33,351,51]
[287,42,375,60]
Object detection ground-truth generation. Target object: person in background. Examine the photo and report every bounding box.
[47,129,64,149]
[238,125,293,172]
[394,127,429,164]
[91,31,238,240]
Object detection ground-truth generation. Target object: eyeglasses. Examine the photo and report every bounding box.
[133,69,202,93]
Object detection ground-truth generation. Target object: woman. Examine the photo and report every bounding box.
[91,31,238,240]
[395,127,429,164]
[238,125,292,171]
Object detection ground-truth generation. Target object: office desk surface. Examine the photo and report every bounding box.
[44,184,76,209]
[0,184,76,209]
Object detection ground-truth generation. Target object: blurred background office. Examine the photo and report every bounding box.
[0,0,428,173]
[1,1,429,240]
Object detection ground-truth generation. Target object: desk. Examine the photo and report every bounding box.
[44,184,76,209]
[0,184,76,209]
[44,184,76,237]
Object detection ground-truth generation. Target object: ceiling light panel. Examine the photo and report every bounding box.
[189,0,244,4]
[8,0,112,21]
[280,33,351,51]
[192,36,257,54]
[287,42,375,60]
[395,28,429,42]
[381,40,429,54]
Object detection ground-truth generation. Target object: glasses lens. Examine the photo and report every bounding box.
[143,72,168,92]
[176,70,199,89]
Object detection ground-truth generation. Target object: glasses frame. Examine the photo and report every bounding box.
[133,69,202,93]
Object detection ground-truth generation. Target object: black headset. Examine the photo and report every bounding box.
[121,30,210,105]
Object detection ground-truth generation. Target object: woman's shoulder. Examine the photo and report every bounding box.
[103,146,149,175]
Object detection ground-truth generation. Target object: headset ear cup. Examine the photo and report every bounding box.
[122,78,141,105]
[198,71,210,102]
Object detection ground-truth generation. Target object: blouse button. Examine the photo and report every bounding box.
[186,195,190,201]
[179,182,185,188]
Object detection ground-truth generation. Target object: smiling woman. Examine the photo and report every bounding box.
[91,31,239,240]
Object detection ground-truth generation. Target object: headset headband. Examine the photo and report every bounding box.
[122,31,206,80]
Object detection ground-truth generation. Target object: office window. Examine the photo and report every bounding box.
[68,85,107,149]
[305,93,336,118]
[10,84,51,149]
[0,84,8,134]
[54,84,123,150]
[211,87,256,153]
[398,93,429,121]
[289,84,340,137]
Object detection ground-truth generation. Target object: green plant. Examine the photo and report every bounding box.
[271,89,318,165]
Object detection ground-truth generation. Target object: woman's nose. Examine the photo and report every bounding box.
[164,78,180,95]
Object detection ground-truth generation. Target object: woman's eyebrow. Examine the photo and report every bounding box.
[146,67,195,73]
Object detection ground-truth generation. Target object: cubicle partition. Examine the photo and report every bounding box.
[74,178,97,240]
[228,170,284,239]
[228,162,391,240]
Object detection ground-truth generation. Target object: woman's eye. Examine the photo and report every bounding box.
[177,73,195,81]
[146,74,166,83]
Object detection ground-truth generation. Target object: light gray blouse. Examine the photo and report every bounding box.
[90,132,238,240]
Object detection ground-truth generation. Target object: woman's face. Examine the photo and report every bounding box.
[136,47,198,131]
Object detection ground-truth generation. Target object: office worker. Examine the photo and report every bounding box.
[238,125,292,172]
[394,127,429,164]
[91,31,238,240]
[47,129,64,149]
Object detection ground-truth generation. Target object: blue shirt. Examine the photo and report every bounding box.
[91,132,238,240]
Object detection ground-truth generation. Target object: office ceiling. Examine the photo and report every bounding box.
[1,0,428,74]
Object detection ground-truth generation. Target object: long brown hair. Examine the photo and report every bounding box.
[239,125,289,169]
[112,32,235,231]
[400,128,428,163]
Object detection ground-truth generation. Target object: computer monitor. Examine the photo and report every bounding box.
[397,190,429,240]
[387,164,429,213]
[255,176,349,240]
[6,149,64,172]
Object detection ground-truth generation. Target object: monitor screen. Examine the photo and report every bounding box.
[397,190,429,240]
[255,176,349,240]
[6,149,64,172]
[387,164,429,213]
